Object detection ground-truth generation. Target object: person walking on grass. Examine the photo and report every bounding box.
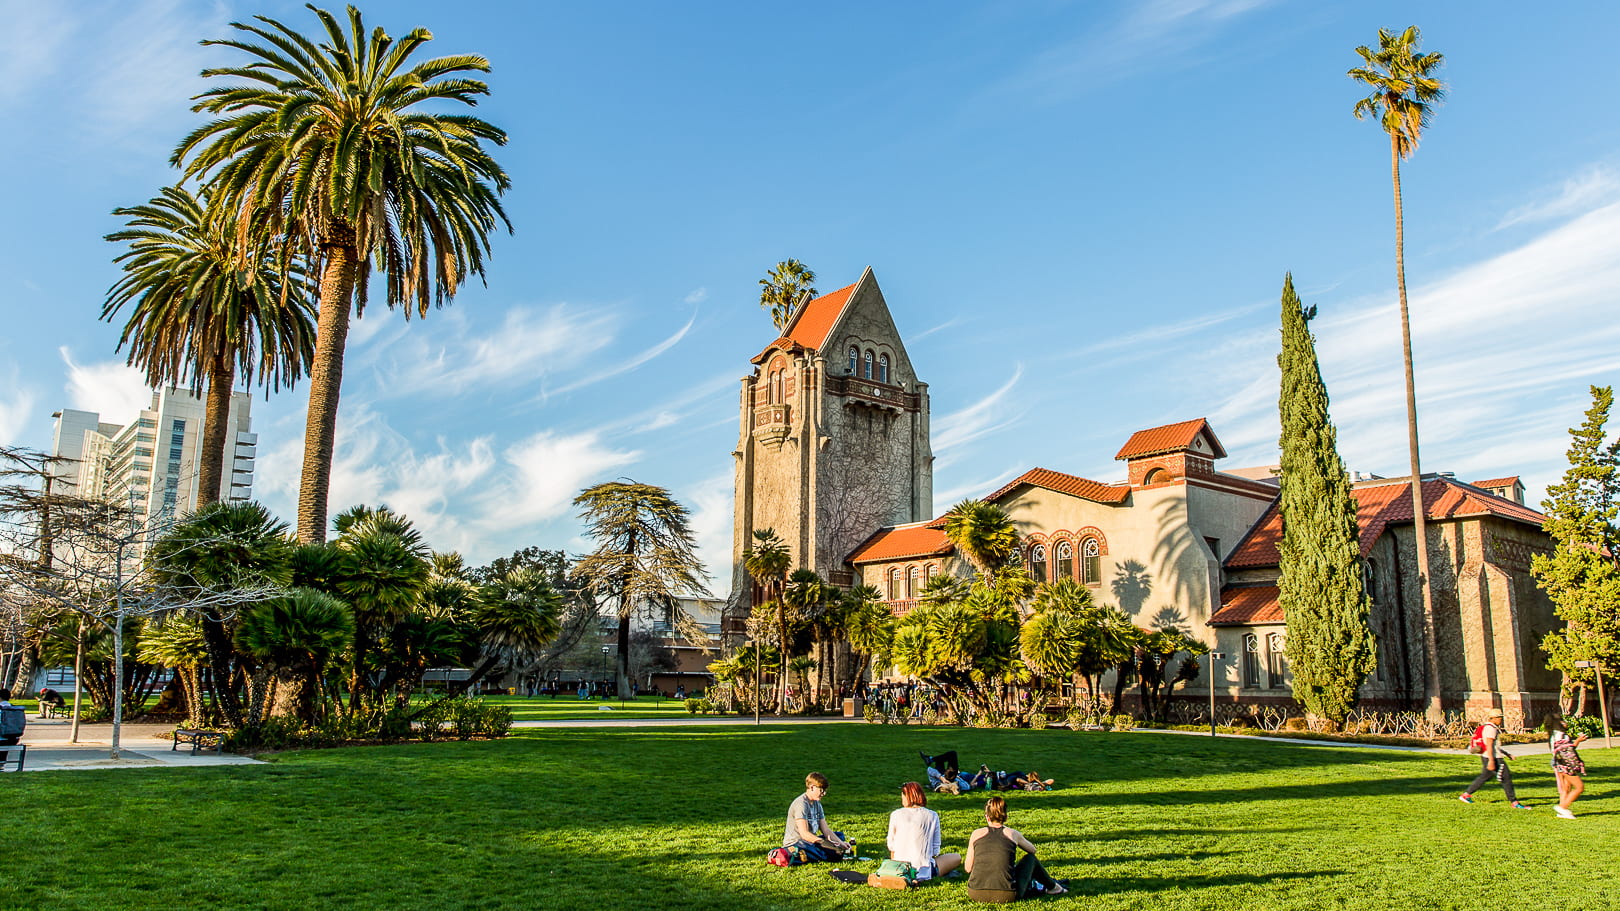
[1459,709,1527,809]
[781,772,851,863]
[1547,715,1589,820]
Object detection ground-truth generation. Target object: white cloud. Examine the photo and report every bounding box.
[374,304,617,398]
[932,465,1023,514]
[59,348,151,419]
[0,366,37,445]
[682,472,734,597]
[933,365,1026,456]
[683,287,709,304]
[1497,165,1620,230]
[548,310,696,396]
[478,430,641,530]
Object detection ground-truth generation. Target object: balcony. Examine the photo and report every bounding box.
[885,599,917,617]
[826,375,920,413]
[752,403,791,449]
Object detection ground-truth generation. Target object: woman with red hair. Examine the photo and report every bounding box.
[887,781,962,881]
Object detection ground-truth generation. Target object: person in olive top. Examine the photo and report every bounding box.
[963,796,1066,902]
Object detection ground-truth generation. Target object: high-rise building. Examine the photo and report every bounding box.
[50,387,256,524]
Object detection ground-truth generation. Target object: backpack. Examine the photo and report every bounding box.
[0,705,25,739]
[766,847,802,867]
[1468,724,1487,754]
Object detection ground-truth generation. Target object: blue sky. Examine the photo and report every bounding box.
[2,1,1617,587]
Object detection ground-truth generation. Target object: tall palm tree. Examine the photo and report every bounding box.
[1350,26,1446,718]
[573,481,711,698]
[103,186,315,508]
[759,260,817,331]
[942,499,1020,585]
[175,5,512,542]
[742,528,790,712]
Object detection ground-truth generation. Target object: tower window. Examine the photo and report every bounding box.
[863,350,874,379]
[848,346,859,375]
[1030,544,1047,584]
[1056,540,1074,580]
[878,353,890,384]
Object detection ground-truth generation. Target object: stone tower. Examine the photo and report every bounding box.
[731,267,932,602]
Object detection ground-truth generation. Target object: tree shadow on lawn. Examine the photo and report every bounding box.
[1065,868,1347,898]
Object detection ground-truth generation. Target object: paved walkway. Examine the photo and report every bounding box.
[2,718,262,773]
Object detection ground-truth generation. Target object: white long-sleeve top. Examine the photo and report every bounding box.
[887,806,942,873]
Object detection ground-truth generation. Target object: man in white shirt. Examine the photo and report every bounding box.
[1459,709,1527,809]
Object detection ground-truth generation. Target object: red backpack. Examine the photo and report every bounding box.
[1468,724,1487,754]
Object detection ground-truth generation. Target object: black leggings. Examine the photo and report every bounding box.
[1466,757,1517,802]
[1013,854,1060,898]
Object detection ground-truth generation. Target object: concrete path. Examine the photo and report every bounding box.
[2,718,262,773]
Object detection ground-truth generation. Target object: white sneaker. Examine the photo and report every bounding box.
[1554,807,1575,819]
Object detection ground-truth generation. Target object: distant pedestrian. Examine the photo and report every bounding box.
[1547,715,1589,819]
[37,687,66,717]
[1459,709,1527,809]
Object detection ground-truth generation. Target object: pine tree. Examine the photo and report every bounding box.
[1532,386,1620,713]
[1276,274,1377,726]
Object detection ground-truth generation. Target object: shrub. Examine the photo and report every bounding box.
[1566,715,1605,739]
[684,698,703,715]
[1109,714,1136,732]
[863,705,878,723]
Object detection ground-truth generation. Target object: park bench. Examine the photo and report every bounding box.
[0,744,26,772]
[42,703,70,719]
[171,729,224,754]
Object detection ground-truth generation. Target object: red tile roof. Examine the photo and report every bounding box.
[750,282,858,364]
[1115,418,1227,460]
[983,467,1130,505]
[847,522,954,565]
[1472,476,1521,491]
[1209,584,1282,626]
[1225,477,1548,569]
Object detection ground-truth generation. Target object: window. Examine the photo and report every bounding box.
[907,566,921,598]
[1363,558,1376,604]
[1242,634,1260,688]
[887,568,902,601]
[769,370,782,404]
[1081,538,1101,584]
[1265,633,1288,688]
[1055,541,1074,580]
[863,350,874,379]
[878,354,890,383]
[1030,544,1048,584]
[1144,467,1169,484]
[848,346,859,374]
[924,563,937,582]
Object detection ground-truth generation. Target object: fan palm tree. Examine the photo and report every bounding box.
[843,585,892,689]
[175,5,512,543]
[136,614,210,723]
[102,185,315,508]
[1349,26,1446,718]
[447,566,564,696]
[759,259,817,331]
[573,481,711,698]
[942,500,1020,584]
[782,568,832,710]
[742,528,790,711]
[332,506,431,707]
[235,587,354,721]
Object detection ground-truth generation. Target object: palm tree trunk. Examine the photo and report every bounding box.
[196,358,236,508]
[1390,135,1443,721]
[297,235,360,544]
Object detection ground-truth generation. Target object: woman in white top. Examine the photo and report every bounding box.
[1547,715,1589,819]
[887,781,962,881]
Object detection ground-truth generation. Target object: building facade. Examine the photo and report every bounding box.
[731,270,1562,716]
[51,386,257,525]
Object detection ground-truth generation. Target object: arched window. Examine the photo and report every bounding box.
[1056,540,1074,580]
[1363,559,1376,603]
[848,346,859,375]
[1144,467,1169,485]
[878,353,890,384]
[924,563,937,582]
[1081,538,1101,584]
[1265,633,1288,688]
[863,349,874,379]
[1030,544,1048,584]
[1241,634,1260,688]
[907,566,921,598]
[887,568,902,601]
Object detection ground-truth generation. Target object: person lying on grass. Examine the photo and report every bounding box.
[964,796,1067,902]
[782,772,851,862]
[888,781,962,881]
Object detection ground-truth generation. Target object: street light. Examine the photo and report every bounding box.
[1207,652,1227,738]
[601,646,610,699]
[1574,660,1612,748]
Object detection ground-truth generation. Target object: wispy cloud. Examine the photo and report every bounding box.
[683,287,709,304]
[0,364,36,446]
[59,348,151,419]
[932,465,1024,513]
[477,430,641,533]
[933,365,1026,457]
[1496,164,1620,230]
[548,310,697,397]
[373,304,616,398]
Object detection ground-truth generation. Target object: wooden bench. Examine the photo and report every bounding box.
[42,704,70,719]
[171,729,224,754]
[0,744,26,772]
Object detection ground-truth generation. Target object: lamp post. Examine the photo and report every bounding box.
[601,646,610,699]
[1207,652,1226,738]
[1574,660,1613,748]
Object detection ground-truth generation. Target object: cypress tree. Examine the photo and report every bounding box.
[1276,274,1377,726]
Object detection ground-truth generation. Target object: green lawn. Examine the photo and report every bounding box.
[473,693,698,721]
[4,725,1613,910]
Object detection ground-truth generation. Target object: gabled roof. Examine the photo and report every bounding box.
[1225,476,1548,569]
[847,521,953,565]
[1209,584,1282,626]
[751,282,858,364]
[1472,476,1521,491]
[1115,418,1227,461]
[983,467,1130,505]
